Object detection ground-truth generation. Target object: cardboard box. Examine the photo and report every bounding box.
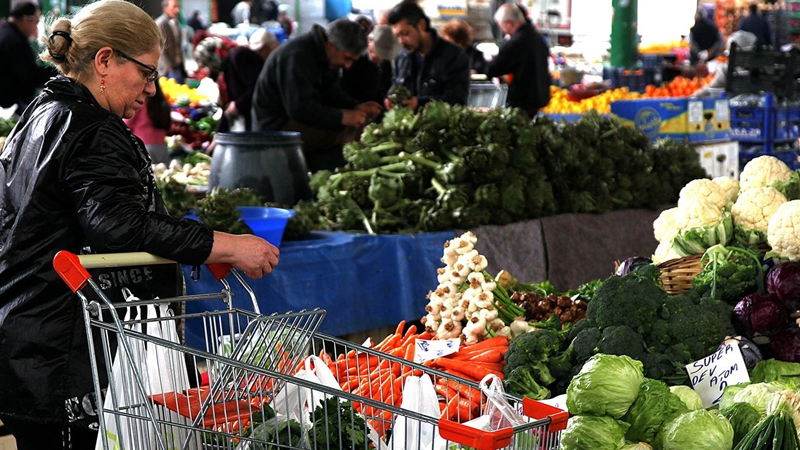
[611,97,730,143]
[693,141,740,179]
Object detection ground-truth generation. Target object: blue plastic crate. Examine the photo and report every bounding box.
[739,143,800,171]
[729,94,800,146]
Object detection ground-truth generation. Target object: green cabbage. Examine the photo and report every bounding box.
[727,383,782,415]
[669,386,703,410]
[623,379,688,443]
[723,402,764,447]
[655,410,734,450]
[622,444,653,450]
[566,354,644,419]
[718,383,749,414]
[750,359,800,390]
[559,415,629,450]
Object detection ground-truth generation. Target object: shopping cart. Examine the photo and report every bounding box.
[54,251,568,450]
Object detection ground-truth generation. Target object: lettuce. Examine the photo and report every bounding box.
[723,402,763,447]
[669,386,703,410]
[623,379,688,443]
[560,415,629,450]
[655,410,733,450]
[566,354,644,419]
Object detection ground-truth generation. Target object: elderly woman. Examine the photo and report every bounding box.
[0,1,279,448]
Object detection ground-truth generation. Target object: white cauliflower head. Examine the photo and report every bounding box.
[768,200,800,261]
[674,197,723,231]
[740,155,793,192]
[732,187,788,232]
[712,176,740,204]
[678,178,728,212]
[653,207,679,243]
[653,239,682,265]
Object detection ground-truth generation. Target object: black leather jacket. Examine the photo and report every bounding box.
[393,29,470,108]
[0,76,214,423]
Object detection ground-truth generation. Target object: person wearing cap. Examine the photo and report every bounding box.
[387,0,470,111]
[341,24,400,104]
[0,2,56,114]
[251,19,381,171]
[486,3,552,116]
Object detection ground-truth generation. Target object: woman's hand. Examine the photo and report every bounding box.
[207,232,280,279]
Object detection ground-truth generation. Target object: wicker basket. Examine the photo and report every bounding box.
[656,243,771,295]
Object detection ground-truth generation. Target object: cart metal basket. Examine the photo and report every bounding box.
[54,251,567,450]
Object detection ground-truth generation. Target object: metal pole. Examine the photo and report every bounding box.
[610,0,638,68]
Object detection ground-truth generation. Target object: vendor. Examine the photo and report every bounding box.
[689,8,724,65]
[251,18,381,171]
[0,1,280,447]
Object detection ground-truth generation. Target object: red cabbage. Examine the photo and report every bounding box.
[768,328,800,363]
[766,262,800,313]
[733,293,789,341]
[615,257,653,277]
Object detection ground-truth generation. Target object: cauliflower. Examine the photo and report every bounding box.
[678,179,728,212]
[740,155,799,199]
[731,187,788,245]
[653,207,679,243]
[672,197,733,256]
[653,239,682,264]
[768,200,800,261]
[712,176,740,204]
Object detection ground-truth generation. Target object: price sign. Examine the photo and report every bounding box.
[686,343,750,408]
[413,338,460,363]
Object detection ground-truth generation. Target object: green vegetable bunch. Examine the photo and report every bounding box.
[689,244,765,305]
[309,102,705,234]
[196,187,254,234]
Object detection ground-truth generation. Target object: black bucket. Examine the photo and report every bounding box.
[210,131,311,205]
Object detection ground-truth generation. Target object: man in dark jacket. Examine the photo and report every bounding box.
[387,1,470,111]
[487,3,551,116]
[739,3,772,47]
[251,19,381,171]
[0,2,55,114]
[690,9,724,65]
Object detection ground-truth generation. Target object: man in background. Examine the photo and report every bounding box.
[690,8,724,65]
[156,0,186,83]
[487,3,551,116]
[739,3,772,47]
[387,1,470,111]
[0,2,55,115]
[251,19,381,171]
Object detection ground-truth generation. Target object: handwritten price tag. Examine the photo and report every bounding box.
[414,338,461,363]
[686,343,750,408]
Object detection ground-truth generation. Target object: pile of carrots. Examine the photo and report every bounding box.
[302,320,510,434]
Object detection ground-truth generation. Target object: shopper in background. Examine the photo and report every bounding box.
[251,19,381,171]
[693,30,757,97]
[689,8,724,65]
[278,4,295,38]
[156,0,187,82]
[440,18,488,75]
[341,18,398,104]
[387,0,470,110]
[739,3,772,47]
[0,2,57,115]
[486,3,552,116]
[231,0,254,25]
[0,1,280,448]
[254,0,279,24]
[124,79,172,163]
[187,9,209,41]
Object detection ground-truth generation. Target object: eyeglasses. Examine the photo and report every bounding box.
[114,49,158,83]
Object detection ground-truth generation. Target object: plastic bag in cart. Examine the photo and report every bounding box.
[480,374,526,432]
[389,374,448,450]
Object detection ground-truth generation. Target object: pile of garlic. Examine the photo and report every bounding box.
[421,231,510,344]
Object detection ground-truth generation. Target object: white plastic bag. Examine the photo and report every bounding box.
[389,374,447,450]
[479,374,526,431]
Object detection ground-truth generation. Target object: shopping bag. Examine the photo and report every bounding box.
[144,303,201,450]
[479,374,526,431]
[96,299,153,450]
[269,355,341,428]
[389,374,447,450]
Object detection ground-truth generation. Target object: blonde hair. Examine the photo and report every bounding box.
[40,0,163,83]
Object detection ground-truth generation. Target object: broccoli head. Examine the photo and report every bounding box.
[598,325,648,361]
[503,366,551,400]
[572,326,601,364]
[568,318,595,342]
[504,329,566,387]
[653,295,735,361]
[586,274,667,334]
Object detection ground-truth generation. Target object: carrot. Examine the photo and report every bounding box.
[432,358,502,381]
[417,331,434,340]
[459,336,509,352]
[402,343,416,374]
[451,348,505,363]
[441,379,483,401]
[403,324,418,338]
[319,349,334,366]
[395,320,407,336]
[441,396,461,420]
[373,332,396,350]
[376,333,402,352]
[468,361,505,373]
[435,383,459,400]
[340,376,361,391]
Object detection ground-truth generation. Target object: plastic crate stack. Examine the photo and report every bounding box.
[730,93,800,170]
[726,45,800,99]
[603,66,658,93]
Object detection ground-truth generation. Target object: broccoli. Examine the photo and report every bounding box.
[598,325,648,361]
[568,318,595,342]
[652,294,735,361]
[586,274,666,334]
[504,329,566,387]
[503,366,551,400]
[547,342,575,381]
[571,326,601,364]
[689,244,764,305]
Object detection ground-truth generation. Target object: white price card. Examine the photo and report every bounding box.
[538,394,568,412]
[414,338,460,363]
[686,343,750,408]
